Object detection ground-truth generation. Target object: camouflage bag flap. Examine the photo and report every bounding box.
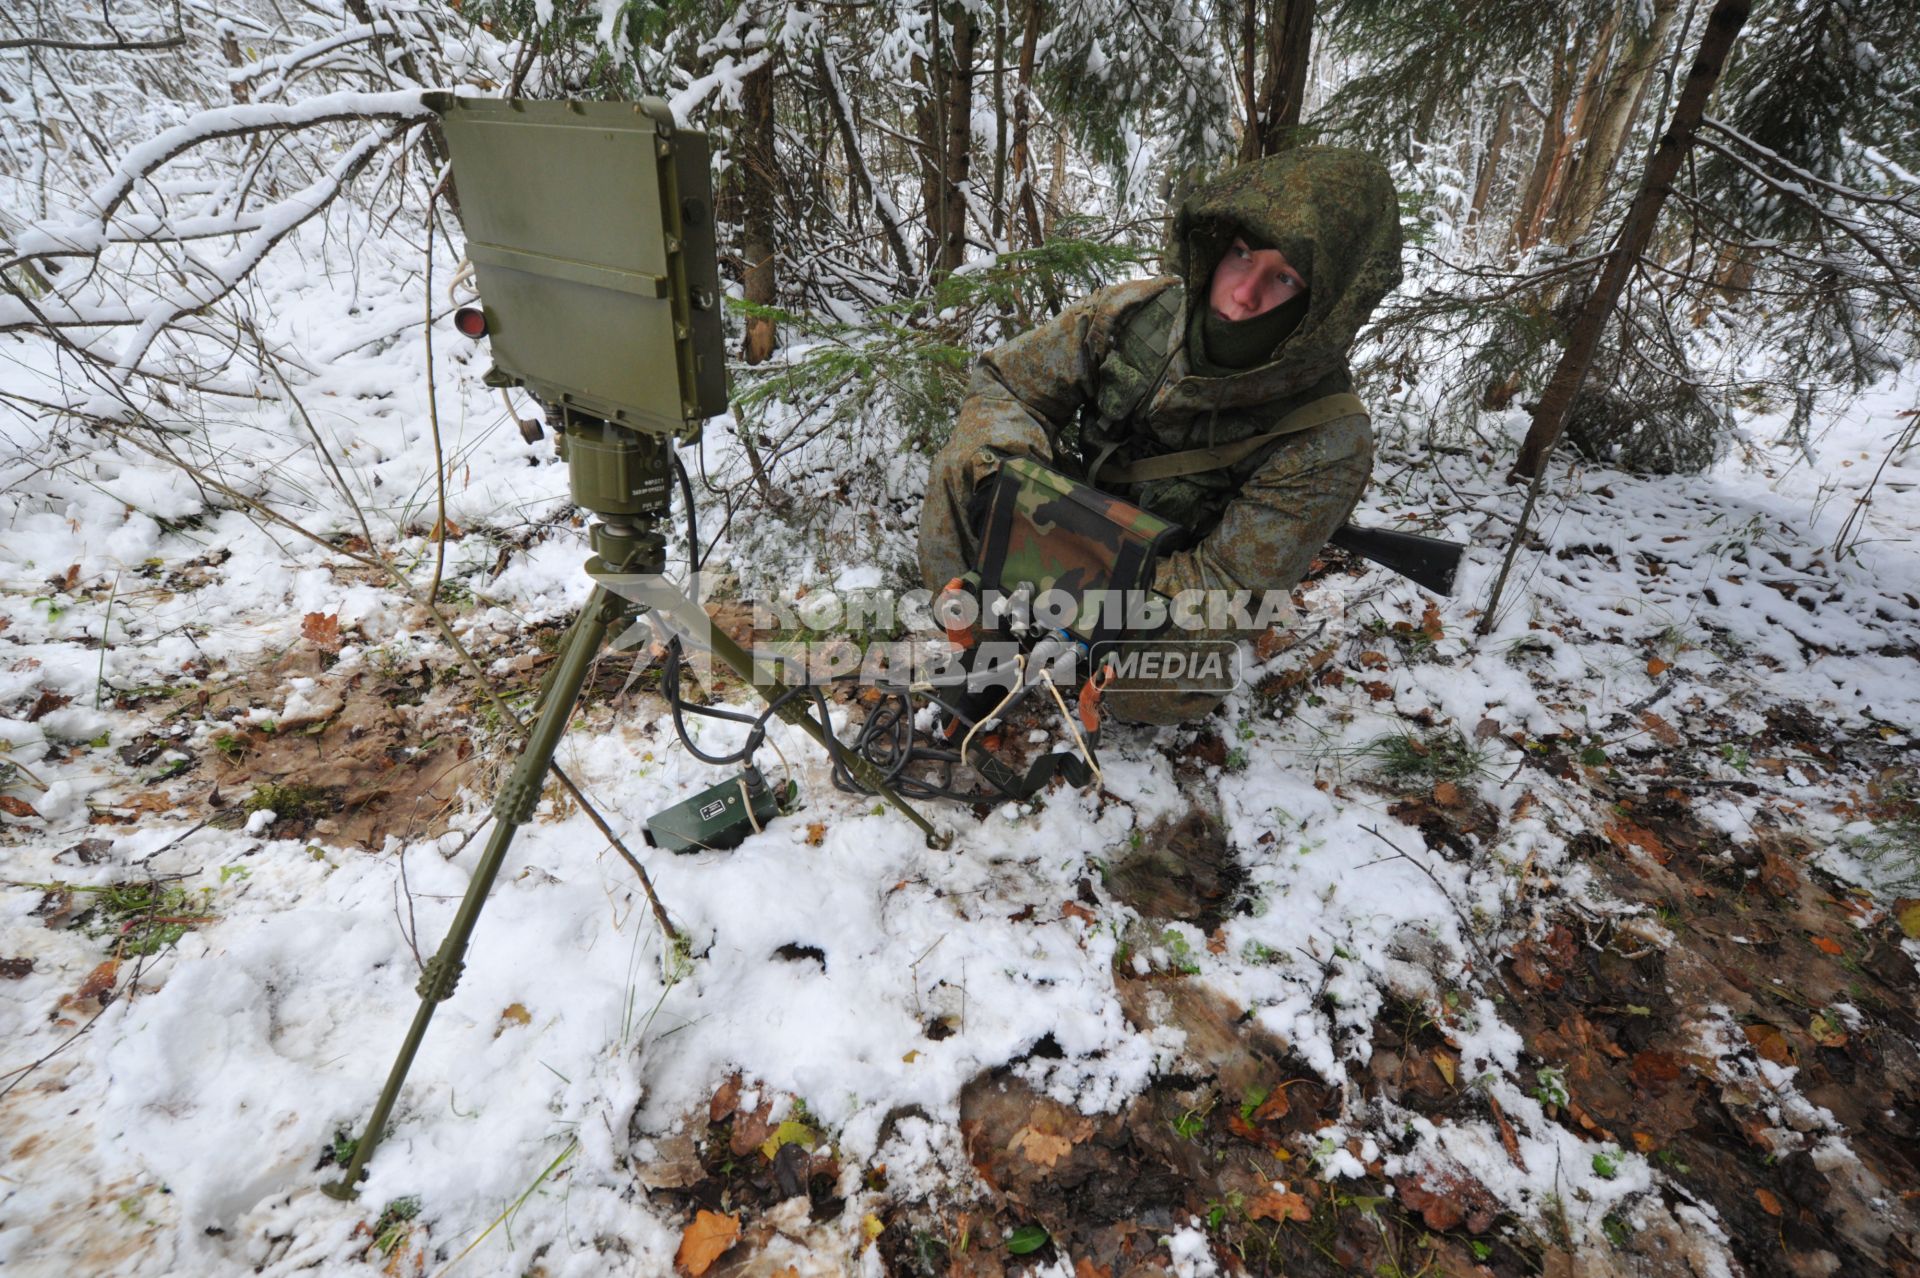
[973,456,1184,644]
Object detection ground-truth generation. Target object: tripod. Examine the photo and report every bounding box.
[323,414,942,1198]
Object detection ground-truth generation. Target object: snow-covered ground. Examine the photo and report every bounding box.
[4,197,1918,1275]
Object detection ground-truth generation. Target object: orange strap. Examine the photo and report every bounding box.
[1077,662,1113,735]
[939,576,976,650]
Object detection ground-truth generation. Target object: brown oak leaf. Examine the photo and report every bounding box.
[301,612,342,652]
[1009,1125,1075,1169]
[1395,1168,1498,1234]
[709,1073,742,1123]
[1252,1088,1292,1122]
[1604,820,1671,864]
[27,689,71,722]
[1247,1190,1311,1223]
[1743,1022,1793,1066]
[675,1210,740,1275]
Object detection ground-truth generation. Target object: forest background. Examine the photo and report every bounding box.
[5,0,1917,587]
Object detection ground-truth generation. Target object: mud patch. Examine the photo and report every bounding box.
[104,646,488,848]
[1106,806,1245,930]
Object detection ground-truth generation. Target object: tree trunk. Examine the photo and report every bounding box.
[915,0,976,282]
[1519,12,1616,250]
[1510,0,1753,479]
[1508,45,1575,256]
[818,44,916,287]
[1236,0,1258,158]
[1043,124,1069,241]
[1550,0,1680,250]
[1466,83,1517,241]
[937,2,976,279]
[739,55,778,364]
[1240,0,1315,160]
[1008,0,1045,250]
[913,3,943,278]
[992,0,1007,244]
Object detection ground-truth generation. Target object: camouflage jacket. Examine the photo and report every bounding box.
[919,146,1404,606]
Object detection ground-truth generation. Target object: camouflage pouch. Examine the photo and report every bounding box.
[972,455,1184,644]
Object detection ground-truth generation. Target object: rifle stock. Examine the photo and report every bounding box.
[1328,523,1465,596]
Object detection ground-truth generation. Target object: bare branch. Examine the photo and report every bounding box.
[0,33,184,51]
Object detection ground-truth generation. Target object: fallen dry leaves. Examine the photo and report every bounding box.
[709,1073,742,1123]
[301,611,342,652]
[55,959,121,1023]
[1640,711,1681,745]
[675,1210,740,1275]
[1808,1011,1848,1049]
[1246,1190,1311,1223]
[1251,1087,1292,1121]
[1395,1167,1500,1233]
[1009,1122,1081,1169]
[1896,899,1920,940]
[1743,1022,1794,1066]
[1488,1095,1526,1171]
[27,689,70,722]
[1604,820,1671,865]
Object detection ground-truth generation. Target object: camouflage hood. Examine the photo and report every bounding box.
[1165,146,1403,408]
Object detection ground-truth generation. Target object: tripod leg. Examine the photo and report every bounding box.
[324,586,624,1199]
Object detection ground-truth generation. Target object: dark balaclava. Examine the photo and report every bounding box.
[1190,226,1311,374]
[1169,147,1403,392]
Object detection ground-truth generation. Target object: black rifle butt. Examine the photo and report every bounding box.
[1328,523,1466,596]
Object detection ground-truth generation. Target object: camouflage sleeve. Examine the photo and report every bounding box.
[919,278,1171,589]
[1151,411,1374,605]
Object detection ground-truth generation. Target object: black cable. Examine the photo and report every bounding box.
[670,449,703,570]
[654,460,1082,804]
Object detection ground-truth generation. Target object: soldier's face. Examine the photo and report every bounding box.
[1209,237,1305,322]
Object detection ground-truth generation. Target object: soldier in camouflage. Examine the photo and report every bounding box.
[918,146,1404,724]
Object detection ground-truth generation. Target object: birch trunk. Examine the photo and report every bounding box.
[1510,0,1754,479]
[1508,45,1575,256]
[1550,0,1681,250]
[1520,12,1616,249]
[1467,83,1517,241]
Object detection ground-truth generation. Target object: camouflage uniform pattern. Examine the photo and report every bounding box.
[919,146,1403,724]
[972,456,1181,643]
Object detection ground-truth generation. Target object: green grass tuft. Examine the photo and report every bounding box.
[1359,728,1491,785]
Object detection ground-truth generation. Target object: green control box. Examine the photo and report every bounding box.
[644,768,783,853]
